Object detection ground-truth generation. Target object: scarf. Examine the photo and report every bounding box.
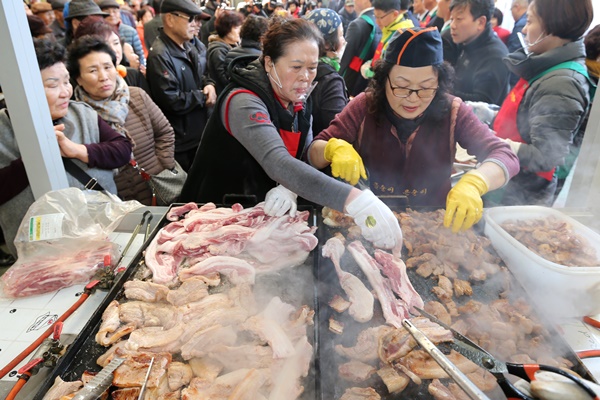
[75,75,131,140]
[320,56,340,72]
[373,13,414,63]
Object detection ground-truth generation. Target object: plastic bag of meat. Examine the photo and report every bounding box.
[0,188,142,298]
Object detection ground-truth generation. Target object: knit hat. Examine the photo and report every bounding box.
[345,0,354,5]
[383,27,443,67]
[27,14,53,37]
[31,2,53,14]
[66,0,108,19]
[305,8,341,36]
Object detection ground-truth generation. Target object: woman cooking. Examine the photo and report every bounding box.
[309,27,519,232]
[181,17,402,250]
[0,39,132,256]
[68,35,176,206]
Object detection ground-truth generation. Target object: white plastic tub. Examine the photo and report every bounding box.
[484,206,600,319]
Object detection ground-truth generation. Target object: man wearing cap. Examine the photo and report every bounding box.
[31,2,55,27]
[310,27,518,231]
[448,0,509,105]
[64,0,109,45]
[146,0,216,171]
[338,0,380,97]
[49,0,67,42]
[97,0,146,66]
[338,0,357,35]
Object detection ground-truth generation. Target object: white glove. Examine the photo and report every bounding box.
[346,190,403,249]
[465,101,500,127]
[264,185,297,217]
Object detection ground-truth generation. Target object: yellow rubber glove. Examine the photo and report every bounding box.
[444,170,489,233]
[324,138,367,186]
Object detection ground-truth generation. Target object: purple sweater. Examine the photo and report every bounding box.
[313,93,519,206]
[0,116,130,206]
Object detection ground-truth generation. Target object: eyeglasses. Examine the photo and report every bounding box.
[374,9,394,20]
[170,12,198,23]
[387,76,438,98]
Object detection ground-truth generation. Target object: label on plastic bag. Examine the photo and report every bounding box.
[28,213,64,241]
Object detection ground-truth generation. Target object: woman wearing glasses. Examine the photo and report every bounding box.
[309,27,519,232]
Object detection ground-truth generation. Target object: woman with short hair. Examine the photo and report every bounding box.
[0,39,131,256]
[182,17,403,250]
[68,35,176,206]
[207,10,244,95]
[485,0,594,205]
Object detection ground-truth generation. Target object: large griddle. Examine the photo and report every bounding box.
[313,211,595,400]
[32,204,319,399]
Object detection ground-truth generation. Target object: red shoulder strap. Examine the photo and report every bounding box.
[224,89,260,134]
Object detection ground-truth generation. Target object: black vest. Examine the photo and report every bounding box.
[180,59,313,205]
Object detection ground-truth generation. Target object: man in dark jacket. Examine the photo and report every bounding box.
[146,0,216,171]
[448,0,509,105]
[338,0,357,35]
[338,0,381,97]
[200,0,219,46]
[223,14,268,80]
[506,0,527,86]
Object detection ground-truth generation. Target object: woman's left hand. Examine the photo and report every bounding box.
[444,170,489,232]
[55,124,89,163]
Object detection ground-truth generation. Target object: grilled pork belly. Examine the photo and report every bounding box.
[335,325,394,363]
[123,280,169,302]
[340,387,381,400]
[339,360,377,382]
[166,276,209,306]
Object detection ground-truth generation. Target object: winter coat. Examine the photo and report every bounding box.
[497,39,591,206]
[146,30,212,153]
[311,62,348,135]
[114,87,176,205]
[207,36,234,95]
[452,25,510,105]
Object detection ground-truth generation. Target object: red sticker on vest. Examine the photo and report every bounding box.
[250,112,271,124]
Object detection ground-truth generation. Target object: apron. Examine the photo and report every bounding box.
[493,61,594,181]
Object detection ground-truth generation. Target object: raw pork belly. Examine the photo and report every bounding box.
[145,203,317,285]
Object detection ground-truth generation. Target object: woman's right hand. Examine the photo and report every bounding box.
[345,189,403,250]
[55,124,89,163]
[324,138,367,186]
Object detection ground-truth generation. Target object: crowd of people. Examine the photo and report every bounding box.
[0,0,598,262]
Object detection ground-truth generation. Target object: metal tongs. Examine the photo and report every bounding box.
[410,308,599,400]
[402,319,490,400]
[138,357,155,400]
[72,357,125,400]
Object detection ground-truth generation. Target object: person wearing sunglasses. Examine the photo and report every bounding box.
[145,0,216,172]
[309,27,519,232]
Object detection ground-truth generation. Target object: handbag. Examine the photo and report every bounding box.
[130,159,187,206]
